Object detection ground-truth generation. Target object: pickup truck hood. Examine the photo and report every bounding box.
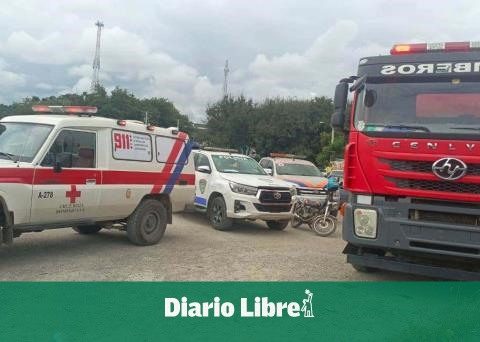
[276,175,328,189]
[220,173,292,188]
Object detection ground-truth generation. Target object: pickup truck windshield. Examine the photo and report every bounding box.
[276,162,322,176]
[0,123,52,162]
[212,155,266,175]
[354,80,480,135]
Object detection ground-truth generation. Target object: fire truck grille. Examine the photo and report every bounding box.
[409,209,480,226]
[393,179,480,194]
[385,159,480,176]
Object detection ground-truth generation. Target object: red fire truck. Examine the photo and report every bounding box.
[331,42,480,279]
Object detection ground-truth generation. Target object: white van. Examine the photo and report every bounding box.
[0,105,195,246]
[192,148,295,230]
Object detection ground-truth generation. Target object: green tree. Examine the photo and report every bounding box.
[204,96,255,150]
[203,95,339,168]
[0,85,193,134]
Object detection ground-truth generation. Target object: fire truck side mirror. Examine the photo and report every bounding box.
[331,82,349,130]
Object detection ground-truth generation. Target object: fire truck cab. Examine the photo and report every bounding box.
[332,42,480,279]
[0,106,194,246]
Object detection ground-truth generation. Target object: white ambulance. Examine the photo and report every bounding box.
[0,105,195,246]
[192,148,295,230]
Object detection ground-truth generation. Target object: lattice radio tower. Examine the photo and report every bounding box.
[91,21,104,92]
[223,59,229,98]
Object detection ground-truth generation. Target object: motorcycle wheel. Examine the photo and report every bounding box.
[312,215,337,237]
[291,216,303,228]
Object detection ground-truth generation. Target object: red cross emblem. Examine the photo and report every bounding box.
[66,185,81,204]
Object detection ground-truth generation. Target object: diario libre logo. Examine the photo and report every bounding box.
[165,289,314,318]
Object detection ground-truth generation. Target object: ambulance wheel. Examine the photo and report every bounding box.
[127,199,167,246]
[266,220,289,230]
[208,196,233,231]
[72,225,102,235]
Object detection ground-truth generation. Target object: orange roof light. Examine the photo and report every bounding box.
[391,43,427,55]
[391,41,480,55]
[32,105,98,114]
[392,44,412,54]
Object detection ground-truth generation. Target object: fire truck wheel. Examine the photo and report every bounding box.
[208,196,233,231]
[72,225,102,235]
[266,220,289,230]
[127,199,167,245]
[351,264,377,273]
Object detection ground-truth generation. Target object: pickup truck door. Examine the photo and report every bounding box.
[193,153,212,208]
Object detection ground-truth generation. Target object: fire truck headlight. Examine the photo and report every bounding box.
[354,208,377,239]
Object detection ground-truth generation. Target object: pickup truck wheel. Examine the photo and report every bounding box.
[72,225,102,235]
[127,199,167,246]
[208,196,233,231]
[266,220,289,230]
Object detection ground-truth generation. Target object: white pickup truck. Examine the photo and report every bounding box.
[191,148,295,230]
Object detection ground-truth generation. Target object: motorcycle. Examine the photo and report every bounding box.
[291,180,339,237]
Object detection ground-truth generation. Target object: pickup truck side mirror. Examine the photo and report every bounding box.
[197,165,211,174]
[264,168,273,176]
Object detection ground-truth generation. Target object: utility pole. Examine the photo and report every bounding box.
[91,20,104,92]
[320,121,335,145]
[223,59,229,98]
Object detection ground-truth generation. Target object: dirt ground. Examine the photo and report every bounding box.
[0,213,426,281]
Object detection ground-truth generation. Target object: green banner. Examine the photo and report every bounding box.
[1,282,479,341]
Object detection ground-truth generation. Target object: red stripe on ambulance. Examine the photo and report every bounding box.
[0,168,194,186]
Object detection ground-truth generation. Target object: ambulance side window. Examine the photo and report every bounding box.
[41,130,96,168]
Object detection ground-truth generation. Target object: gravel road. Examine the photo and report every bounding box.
[0,213,426,281]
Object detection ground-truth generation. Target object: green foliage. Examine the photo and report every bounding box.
[315,133,345,167]
[203,96,344,168]
[0,85,193,134]
[202,96,255,151]
[1,86,346,168]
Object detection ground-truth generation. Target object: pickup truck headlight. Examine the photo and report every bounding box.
[290,187,297,197]
[229,182,258,196]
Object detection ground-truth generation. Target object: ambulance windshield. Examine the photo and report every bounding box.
[0,123,52,162]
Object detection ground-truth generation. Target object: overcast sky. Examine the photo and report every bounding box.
[0,0,479,121]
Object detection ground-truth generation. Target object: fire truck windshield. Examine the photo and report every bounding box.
[354,80,480,136]
[0,123,52,162]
